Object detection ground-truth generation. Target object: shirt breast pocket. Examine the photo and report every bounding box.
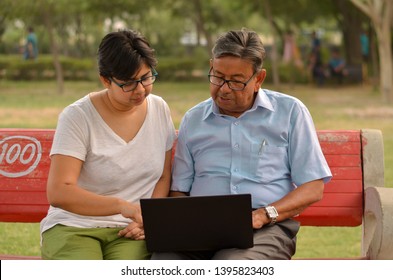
[248,144,288,182]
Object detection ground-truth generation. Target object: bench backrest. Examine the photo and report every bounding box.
[0,129,364,226]
[297,130,363,226]
[0,129,53,222]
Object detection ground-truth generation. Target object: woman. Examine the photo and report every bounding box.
[40,29,176,260]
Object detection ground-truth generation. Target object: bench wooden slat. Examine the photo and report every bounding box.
[324,155,360,167]
[0,190,47,204]
[0,189,48,222]
[312,192,363,207]
[0,211,47,223]
[321,142,361,154]
[330,167,362,179]
[0,178,47,190]
[317,130,360,142]
[322,180,362,192]
[295,207,362,226]
[0,157,51,170]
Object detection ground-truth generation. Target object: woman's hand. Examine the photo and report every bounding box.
[118,202,145,239]
[120,202,143,224]
[118,222,145,240]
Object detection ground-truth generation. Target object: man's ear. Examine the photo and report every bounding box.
[254,69,266,90]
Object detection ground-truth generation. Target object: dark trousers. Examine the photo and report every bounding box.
[151,219,300,260]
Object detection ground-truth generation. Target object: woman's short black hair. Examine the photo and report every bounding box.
[97,29,157,81]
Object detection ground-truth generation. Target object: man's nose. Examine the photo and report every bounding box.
[220,81,232,93]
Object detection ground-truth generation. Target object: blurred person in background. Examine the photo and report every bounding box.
[24,27,38,60]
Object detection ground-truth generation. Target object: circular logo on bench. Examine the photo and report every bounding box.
[0,135,42,178]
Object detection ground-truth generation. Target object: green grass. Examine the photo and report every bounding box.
[0,223,41,256]
[1,80,392,258]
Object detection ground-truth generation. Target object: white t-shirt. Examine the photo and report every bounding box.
[40,94,176,233]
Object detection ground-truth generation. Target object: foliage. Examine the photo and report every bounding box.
[0,53,366,85]
[0,54,314,84]
[0,0,338,58]
[0,0,391,96]
[0,55,96,80]
[0,54,208,82]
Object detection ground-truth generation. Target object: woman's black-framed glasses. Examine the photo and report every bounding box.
[109,69,158,92]
[207,67,257,91]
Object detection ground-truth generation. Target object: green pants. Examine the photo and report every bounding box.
[41,224,150,260]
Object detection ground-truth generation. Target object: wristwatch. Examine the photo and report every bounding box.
[264,206,279,225]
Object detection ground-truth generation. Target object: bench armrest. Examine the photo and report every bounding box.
[362,186,393,259]
[361,129,385,188]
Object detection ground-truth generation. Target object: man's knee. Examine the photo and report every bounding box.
[212,249,255,260]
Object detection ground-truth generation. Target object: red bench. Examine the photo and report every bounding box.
[1,128,392,259]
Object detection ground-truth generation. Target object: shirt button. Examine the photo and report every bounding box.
[234,121,239,126]
[234,143,239,148]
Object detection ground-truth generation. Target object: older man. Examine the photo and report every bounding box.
[153,28,332,260]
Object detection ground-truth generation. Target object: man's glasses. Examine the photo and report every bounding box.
[208,68,257,91]
[109,69,158,92]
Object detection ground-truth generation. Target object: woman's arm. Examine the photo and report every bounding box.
[119,150,173,239]
[151,150,173,198]
[46,154,142,223]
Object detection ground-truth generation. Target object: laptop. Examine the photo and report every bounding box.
[140,193,254,252]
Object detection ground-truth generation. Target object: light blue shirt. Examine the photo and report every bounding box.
[171,88,332,208]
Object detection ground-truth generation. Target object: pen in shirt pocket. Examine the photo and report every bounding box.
[258,139,267,155]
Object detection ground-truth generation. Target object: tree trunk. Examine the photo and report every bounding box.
[262,0,280,87]
[369,24,379,87]
[333,0,363,65]
[192,0,213,55]
[42,8,64,95]
[350,0,393,103]
[375,23,393,102]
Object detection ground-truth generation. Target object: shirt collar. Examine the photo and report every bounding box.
[202,89,274,120]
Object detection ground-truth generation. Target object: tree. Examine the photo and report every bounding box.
[166,0,253,56]
[2,0,66,94]
[39,0,64,94]
[262,0,280,87]
[350,0,393,103]
[332,0,366,65]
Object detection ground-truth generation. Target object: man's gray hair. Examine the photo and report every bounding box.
[212,28,266,73]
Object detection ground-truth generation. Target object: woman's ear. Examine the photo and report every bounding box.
[99,75,111,88]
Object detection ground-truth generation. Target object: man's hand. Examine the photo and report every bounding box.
[252,208,269,229]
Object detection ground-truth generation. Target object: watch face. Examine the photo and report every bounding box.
[266,206,278,218]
